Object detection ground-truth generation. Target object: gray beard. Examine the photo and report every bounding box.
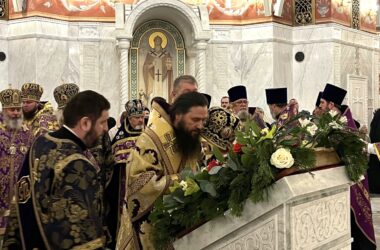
[237,110,250,122]
[4,116,23,130]
[132,124,144,130]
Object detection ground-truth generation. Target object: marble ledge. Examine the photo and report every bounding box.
[173,166,352,249]
[3,18,115,36]
[0,34,116,42]
[209,23,378,50]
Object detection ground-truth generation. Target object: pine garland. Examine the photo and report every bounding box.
[149,111,368,249]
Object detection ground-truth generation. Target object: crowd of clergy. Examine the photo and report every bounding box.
[0,75,379,250]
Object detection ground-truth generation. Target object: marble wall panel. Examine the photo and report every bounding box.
[98,41,120,118]
[0,40,9,88]
[65,41,80,84]
[2,18,379,121]
[7,38,37,89]
[35,38,69,104]
[273,42,293,90]
[340,44,375,125]
[292,42,334,113]
[241,42,274,115]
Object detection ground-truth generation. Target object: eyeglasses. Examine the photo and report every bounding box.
[234,100,248,105]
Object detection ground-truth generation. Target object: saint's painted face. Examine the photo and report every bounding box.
[22,100,39,119]
[84,110,109,148]
[3,107,23,130]
[128,115,144,130]
[154,36,163,50]
[220,97,229,109]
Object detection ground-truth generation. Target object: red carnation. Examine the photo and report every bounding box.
[207,159,219,172]
[233,143,243,153]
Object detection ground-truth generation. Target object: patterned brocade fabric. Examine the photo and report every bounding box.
[4,129,108,250]
[24,102,59,137]
[0,117,33,235]
[116,101,199,250]
[111,121,142,164]
[32,135,105,249]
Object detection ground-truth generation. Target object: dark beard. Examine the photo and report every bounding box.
[174,121,201,163]
[23,109,37,120]
[84,127,101,148]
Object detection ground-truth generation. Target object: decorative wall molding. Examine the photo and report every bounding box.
[123,0,211,41]
[347,74,369,125]
[290,191,349,249]
[220,216,277,250]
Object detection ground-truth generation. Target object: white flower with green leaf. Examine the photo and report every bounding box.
[298,118,311,128]
[339,116,348,124]
[270,148,294,169]
[329,110,338,118]
[306,124,318,136]
[179,180,188,191]
[329,121,342,129]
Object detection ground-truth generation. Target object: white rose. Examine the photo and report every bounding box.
[270,148,294,169]
[339,116,348,124]
[329,121,342,129]
[329,110,338,117]
[298,118,311,128]
[306,124,318,136]
[179,180,188,191]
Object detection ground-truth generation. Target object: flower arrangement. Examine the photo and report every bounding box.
[149,110,368,249]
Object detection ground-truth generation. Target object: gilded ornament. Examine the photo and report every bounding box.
[17,176,31,204]
[20,145,28,154]
[9,144,16,155]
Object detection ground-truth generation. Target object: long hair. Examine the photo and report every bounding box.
[169,92,208,122]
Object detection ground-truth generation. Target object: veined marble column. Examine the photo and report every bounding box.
[196,41,208,93]
[186,49,197,78]
[118,38,130,114]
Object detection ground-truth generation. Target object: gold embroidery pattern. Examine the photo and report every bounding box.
[128,171,156,196]
[17,176,31,204]
[162,132,177,154]
[28,134,106,250]
[72,237,105,250]
[353,185,372,223]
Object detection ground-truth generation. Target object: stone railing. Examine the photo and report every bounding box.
[174,166,353,250]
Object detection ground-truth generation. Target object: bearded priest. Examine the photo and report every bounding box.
[0,87,33,239]
[117,92,209,249]
[21,82,59,137]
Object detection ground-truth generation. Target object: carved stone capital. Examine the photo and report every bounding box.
[117,39,131,50]
[195,41,208,50]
